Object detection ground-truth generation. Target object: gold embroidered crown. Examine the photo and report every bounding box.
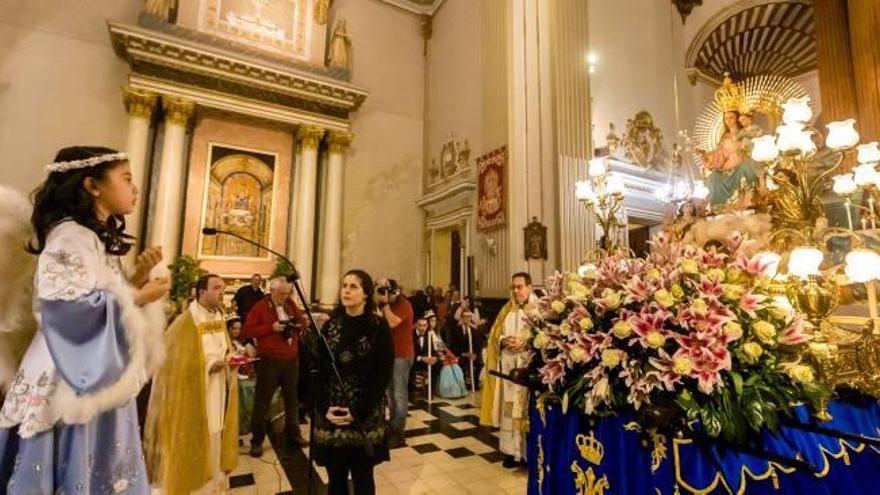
[714,72,745,113]
[576,432,604,466]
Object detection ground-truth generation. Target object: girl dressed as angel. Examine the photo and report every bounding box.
[0,146,169,493]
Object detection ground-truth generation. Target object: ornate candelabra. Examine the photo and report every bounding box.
[750,96,880,396]
[575,156,626,251]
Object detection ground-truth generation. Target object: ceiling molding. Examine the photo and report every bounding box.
[108,20,368,124]
[376,0,447,16]
[685,0,814,82]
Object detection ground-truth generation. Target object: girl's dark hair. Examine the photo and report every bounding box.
[28,146,133,255]
[333,269,376,317]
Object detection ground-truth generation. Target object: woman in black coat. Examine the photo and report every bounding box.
[311,269,394,495]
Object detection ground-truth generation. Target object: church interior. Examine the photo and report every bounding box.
[3,0,880,494]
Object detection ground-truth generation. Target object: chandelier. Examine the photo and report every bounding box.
[654,131,709,205]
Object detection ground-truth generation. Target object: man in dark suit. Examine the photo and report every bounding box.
[233,273,264,321]
[411,314,442,390]
[445,310,484,390]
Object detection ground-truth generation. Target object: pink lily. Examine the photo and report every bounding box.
[781,317,811,345]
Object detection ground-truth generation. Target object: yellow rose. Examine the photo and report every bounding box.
[723,321,743,340]
[551,300,567,314]
[533,332,549,349]
[566,281,590,299]
[646,268,661,281]
[672,356,693,375]
[646,331,665,348]
[690,299,708,316]
[560,322,573,337]
[680,259,699,275]
[670,283,684,300]
[768,296,794,320]
[601,349,621,368]
[612,320,632,339]
[654,289,675,308]
[519,328,533,341]
[579,317,594,331]
[742,342,763,363]
[601,289,623,310]
[752,320,777,345]
[808,342,832,359]
[707,268,726,283]
[525,304,541,320]
[787,364,815,384]
[722,284,745,301]
[569,346,587,362]
[726,268,744,283]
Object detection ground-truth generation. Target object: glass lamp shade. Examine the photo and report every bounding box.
[757,251,782,278]
[857,141,880,164]
[788,246,823,279]
[844,249,880,283]
[853,164,879,187]
[588,157,607,177]
[751,135,780,162]
[832,173,858,195]
[826,119,860,150]
[577,263,597,279]
[777,124,809,153]
[606,174,625,196]
[782,97,813,125]
[692,180,709,200]
[575,180,595,202]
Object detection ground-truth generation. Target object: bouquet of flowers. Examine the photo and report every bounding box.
[523,233,828,442]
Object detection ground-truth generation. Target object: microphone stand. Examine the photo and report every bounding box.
[202,228,359,494]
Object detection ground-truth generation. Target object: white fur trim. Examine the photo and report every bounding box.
[0,185,37,391]
[52,279,166,426]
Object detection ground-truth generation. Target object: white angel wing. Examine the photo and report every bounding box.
[0,184,38,391]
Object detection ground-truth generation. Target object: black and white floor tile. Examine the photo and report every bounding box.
[227,392,527,494]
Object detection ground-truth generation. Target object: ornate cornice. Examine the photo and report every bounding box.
[327,131,354,154]
[122,87,157,118]
[108,21,368,120]
[298,125,326,150]
[162,96,195,126]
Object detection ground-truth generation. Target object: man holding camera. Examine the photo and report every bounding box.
[243,276,308,456]
[376,278,414,448]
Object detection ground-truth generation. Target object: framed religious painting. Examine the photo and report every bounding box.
[198,0,313,60]
[477,146,507,232]
[197,143,280,261]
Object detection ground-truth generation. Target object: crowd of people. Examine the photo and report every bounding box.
[0,145,534,494]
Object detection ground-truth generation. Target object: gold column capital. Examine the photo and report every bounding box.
[162,96,195,126]
[297,125,326,151]
[327,131,354,154]
[122,87,158,118]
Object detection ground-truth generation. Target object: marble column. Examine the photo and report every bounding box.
[121,87,157,253]
[287,144,304,262]
[318,131,353,308]
[293,125,325,298]
[148,96,194,275]
[848,0,880,143]
[814,0,859,125]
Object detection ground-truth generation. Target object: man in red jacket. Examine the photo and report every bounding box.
[243,276,308,457]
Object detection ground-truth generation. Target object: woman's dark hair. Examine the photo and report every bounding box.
[28,146,133,255]
[333,269,376,317]
[226,316,241,330]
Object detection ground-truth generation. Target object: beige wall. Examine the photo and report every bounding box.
[587,0,693,151]
[333,0,425,292]
[0,0,141,194]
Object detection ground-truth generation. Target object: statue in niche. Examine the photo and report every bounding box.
[144,0,176,20]
[329,19,352,71]
[315,0,331,25]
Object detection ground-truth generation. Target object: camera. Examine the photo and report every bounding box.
[279,319,297,340]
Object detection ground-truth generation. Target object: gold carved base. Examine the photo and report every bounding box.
[809,318,880,400]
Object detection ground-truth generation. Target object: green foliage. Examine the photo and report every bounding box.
[169,255,206,314]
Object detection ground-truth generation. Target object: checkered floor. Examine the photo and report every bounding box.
[227,392,527,494]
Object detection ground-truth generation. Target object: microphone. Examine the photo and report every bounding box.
[202,227,218,236]
[201,227,299,281]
